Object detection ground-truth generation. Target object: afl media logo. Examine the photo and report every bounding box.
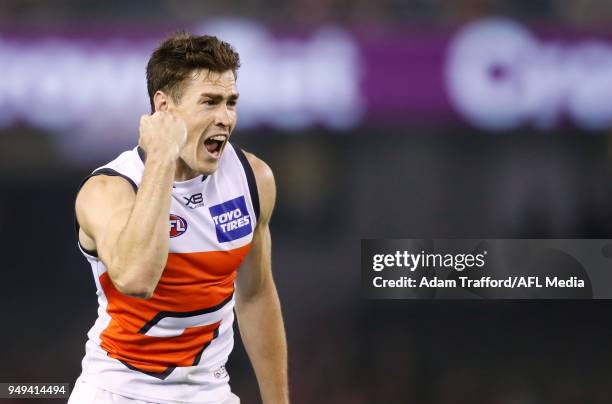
[169,214,188,238]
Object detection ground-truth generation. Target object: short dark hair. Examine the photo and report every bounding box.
[146,32,241,113]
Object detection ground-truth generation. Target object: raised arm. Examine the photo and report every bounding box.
[235,152,289,404]
[75,111,186,299]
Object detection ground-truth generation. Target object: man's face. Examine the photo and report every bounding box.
[169,69,238,175]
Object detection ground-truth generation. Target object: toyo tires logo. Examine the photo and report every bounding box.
[209,196,252,243]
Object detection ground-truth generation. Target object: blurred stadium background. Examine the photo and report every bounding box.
[2,0,612,403]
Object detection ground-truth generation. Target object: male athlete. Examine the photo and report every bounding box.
[68,33,289,404]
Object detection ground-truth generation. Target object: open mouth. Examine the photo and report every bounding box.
[204,134,228,158]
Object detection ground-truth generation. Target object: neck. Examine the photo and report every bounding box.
[174,158,200,182]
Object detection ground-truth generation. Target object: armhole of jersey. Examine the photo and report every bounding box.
[234,147,260,221]
[74,168,138,258]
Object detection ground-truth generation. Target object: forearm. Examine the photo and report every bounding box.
[111,155,175,295]
[236,285,289,404]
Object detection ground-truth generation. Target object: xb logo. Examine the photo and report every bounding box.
[183,192,204,209]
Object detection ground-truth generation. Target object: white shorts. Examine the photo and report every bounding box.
[68,379,240,404]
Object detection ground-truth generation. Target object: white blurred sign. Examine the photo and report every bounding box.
[446,18,612,131]
[0,20,362,158]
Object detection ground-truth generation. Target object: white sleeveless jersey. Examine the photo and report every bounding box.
[75,143,259,404]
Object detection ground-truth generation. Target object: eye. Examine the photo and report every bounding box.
[205,99,216,106]
[228,100,237,107]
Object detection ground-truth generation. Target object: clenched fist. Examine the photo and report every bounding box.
[139,112,187,162]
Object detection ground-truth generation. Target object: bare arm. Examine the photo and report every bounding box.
[235,153,289,404]
[76,111,186,298]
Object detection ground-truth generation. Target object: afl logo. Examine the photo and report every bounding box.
[169,214,188,238]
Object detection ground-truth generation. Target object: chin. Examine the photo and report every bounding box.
[192,147,223,175]
[196,160,220,176]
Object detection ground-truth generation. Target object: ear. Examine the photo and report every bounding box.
[153,90,171,112]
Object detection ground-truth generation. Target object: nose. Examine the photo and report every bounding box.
[214,104,231,128]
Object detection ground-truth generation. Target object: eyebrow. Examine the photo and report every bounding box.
[198,92,240,101]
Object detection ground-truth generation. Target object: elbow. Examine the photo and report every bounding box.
[114,278,155,299]
[109,265,160,300]
[236,279,275,306]
[117,284,155,300]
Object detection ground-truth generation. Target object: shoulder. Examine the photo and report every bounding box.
[243,151,276,225]
[244,151,275,192]
[77,174,136,206]
[76,174,137,235]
